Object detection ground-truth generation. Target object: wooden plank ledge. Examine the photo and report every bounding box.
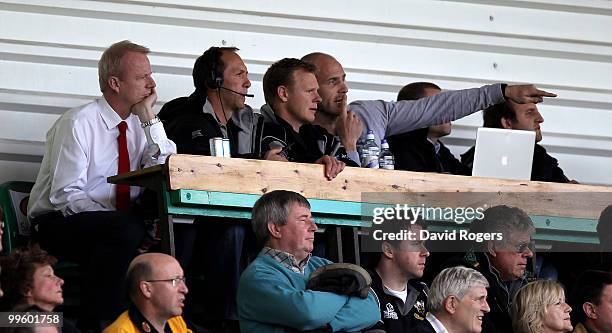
[166,154,612,220]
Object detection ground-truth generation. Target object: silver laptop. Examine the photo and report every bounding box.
[472,128,535,181]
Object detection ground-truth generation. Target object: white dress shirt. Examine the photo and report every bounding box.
[28,98,176,218]
[426,312,450,333]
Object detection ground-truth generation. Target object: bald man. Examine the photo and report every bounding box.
[104,253,195,333]
[301,52,556,156]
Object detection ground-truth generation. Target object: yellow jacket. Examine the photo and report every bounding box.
[103,310,192,333]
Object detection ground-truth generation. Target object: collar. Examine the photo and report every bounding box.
[127,304,172,333]
[203,98,252,133]
[99,97,125,131]
[427,138,441,154]
[202,99,229,132]
[426,312,450,333]
[260,104,303,134]
[261,247,311,274]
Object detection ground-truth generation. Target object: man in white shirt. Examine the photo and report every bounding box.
[28,40,176,332]
[412,266,490,333]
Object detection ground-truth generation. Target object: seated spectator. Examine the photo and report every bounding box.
[256,58,351,179]
[569,270,612,333]
[1,206,4,253]
[103,253,195,333]
[27,40,176,331]
[158,46,259,158]
[411,266,490,333]
[237,190,380,332]
[0,247,79,333]
[386,82,469,175]
[452,205,535,333]
[597,205,612,269]
[512,280,572,333]
[367,220,430,332]
[0,209,3,297]
[461,101,574,183]
[158,46,257,331]
[301,52,556,152]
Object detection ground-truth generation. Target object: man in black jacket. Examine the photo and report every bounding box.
[158,46,259,158]
[461,101,575,183]
[157,46,258,332]
[387,82,469,175]
[366,220,430,333]
[458,205,535,333]
[257,58,349,180]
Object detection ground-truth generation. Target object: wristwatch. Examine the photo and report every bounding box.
[141,116,161,128]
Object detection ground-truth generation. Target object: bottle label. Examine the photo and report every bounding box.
[365,156,379,168]
[379,156,394,170]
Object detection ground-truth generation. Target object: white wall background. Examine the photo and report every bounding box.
[1,0,611,185]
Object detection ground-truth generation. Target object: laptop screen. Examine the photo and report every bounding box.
[472,128,536,181]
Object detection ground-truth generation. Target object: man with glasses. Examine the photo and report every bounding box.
[458,205,535,333]
[104,253,195,333]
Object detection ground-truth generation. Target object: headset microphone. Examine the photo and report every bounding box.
[219,86,254,98]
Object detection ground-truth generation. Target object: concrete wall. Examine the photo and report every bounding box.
[1,0,611,185]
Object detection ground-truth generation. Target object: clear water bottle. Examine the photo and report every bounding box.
[379,139,395,170]
[361,130,380,168]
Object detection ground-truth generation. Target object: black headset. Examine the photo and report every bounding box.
[207,47,223,90]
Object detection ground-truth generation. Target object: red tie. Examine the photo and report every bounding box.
[116,121,131,212]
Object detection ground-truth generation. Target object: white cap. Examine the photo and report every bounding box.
[381,139,389,149]
[366,130,375,140]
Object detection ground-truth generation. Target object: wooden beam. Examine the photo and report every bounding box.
[166,154,612,220]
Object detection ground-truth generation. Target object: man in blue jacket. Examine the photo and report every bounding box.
[237,190,381,332]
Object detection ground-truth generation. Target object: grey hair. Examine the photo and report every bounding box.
[470,205,535,249]
[427,266,489,314]
[98,40,150,92]
[251,190,311,246]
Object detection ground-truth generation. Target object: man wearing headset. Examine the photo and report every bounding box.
[158,46,258,332]
[159,46,259,157]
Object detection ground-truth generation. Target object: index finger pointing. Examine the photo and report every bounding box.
[536,89,557,98]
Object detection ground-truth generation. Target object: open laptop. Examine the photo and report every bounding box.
[472,128,536,181]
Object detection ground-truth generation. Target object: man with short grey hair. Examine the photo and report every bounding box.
[237,190,380,333]
[412,266,490,333]
[28,40,176,331]
[459,205,535,333]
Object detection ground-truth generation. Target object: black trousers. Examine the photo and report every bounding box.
[174,219,256,322]
[33,210,146,331]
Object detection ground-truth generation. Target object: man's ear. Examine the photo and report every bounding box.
[583,302,598,319]
[500,117,513,129]
[267,222,282,239]
[381,242,394,260]
[277,86,289,103]
[444,295,457,314]
[486,241,497,257]
[140,281,152,299]
[23,287,33,299]
[108,76,121,94]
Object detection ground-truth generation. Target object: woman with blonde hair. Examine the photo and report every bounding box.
[512,280,573,333]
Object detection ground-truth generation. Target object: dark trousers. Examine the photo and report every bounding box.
[175,219,254,322]
[33,211,146,331]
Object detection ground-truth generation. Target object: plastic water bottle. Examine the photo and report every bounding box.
[361,130,380,168]
[379,139,395,170]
